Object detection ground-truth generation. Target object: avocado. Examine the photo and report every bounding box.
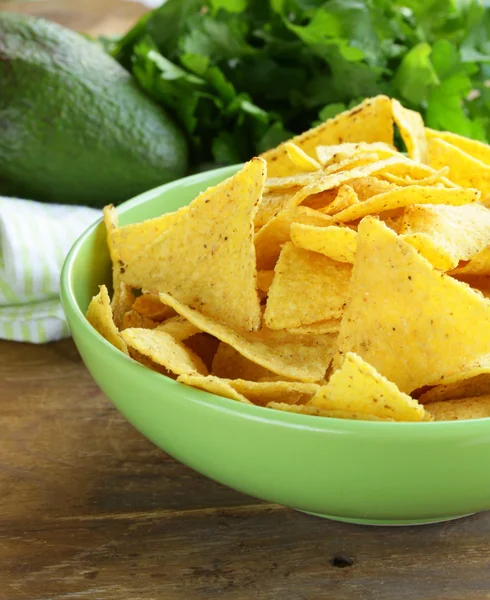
[0,13,188,206]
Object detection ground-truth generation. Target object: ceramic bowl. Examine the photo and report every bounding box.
[61,165,490,526]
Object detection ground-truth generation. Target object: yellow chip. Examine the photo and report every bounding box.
[428,137,490,195]
[285,142,321,172]
[260,95,394,177]
[225,379,320,406]
[177,374,251,403]
[264,242,351,329]
[255,206,333,270]
[267,402,394,421]
[334,185,479,223]
[426,128,490,167]
[285,320,341,335]
[392,98,428,163]
[316,142,397,166]
[257,270,274,294]
[123,158,265,332]
[112,209,184,267]
[212,342,279,381]
[301,188,339,211]
[160,292,336,382]
[420,372,490,404]
[112,283,135,330]
[349,177,398,201]
[335,217,490,393]
[156,315,200,341]
[291,223,357,263]
[399,203,490,270]
[128,348,174,377]
[121,328,208,376]
[309,352,426,421]
[451,245,490,276]
[86,284,129,355]
[132,293,176,321]
[121,309,158,330]
[426,395,490,421]
[323,184,359,215]
[255,188,300,229]
[381,167,452,188]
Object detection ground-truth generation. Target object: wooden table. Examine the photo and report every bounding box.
[2,3,490,598]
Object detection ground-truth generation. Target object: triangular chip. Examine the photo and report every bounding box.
[381,167,452,188]
[291,223,357,263]
[264,242,351,329]
[177,374,251,403]
[335,217,490,393]
[132,293,176,321]
[122,158,266,332]
[225,379,319,406]
[334,186,479,223]
[267,402,394,421]
[285,320,341,335]
[426,395,490,421]
[323,184,359,215]
[86,284,129,355]
[121,328,208,376]
[255,206,332,270]
[285,142,321,172]
[428,137,490,195]
[309,353,426,421]
[348,177,397,200]
[160,292,336,382]
[392,99,428,163]
[156,315,200,341]
[451,245,490,276]
[426,128,490,167]
[420,370,490,404]
[260,96,394,177]
[316,142,397,166]
[399,203,490,270]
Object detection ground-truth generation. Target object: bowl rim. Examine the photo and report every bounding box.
[61,164,490,432]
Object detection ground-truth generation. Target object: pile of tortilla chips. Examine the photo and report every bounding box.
[87,95,490,422]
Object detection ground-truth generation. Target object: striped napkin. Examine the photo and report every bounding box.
[0,197,99,343]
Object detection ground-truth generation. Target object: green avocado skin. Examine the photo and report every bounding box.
[0,13,188,206]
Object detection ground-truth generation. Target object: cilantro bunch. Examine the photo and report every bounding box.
[108,0,490,168]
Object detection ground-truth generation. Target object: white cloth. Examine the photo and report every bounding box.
[0,197,99,343]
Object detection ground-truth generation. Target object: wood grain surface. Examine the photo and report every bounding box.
[2,338,490,600]
[2,3,490,598]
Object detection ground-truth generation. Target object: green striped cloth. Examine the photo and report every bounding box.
[0,197,99,343]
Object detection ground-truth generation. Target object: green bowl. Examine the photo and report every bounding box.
[61,165,490,526]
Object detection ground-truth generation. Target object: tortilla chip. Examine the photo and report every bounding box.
[183,333,220,372]
[122,158,265,332]
[257,270,274,294]
[264,242,351,329]
[212,342,279,381]
[323,184,359,215]
[334,185,479,223]
[128,348,174,377]
[381,167,452,188]
[392,98,428,163]
[86,284,129,355]
[428,137,490,195]
[103,205,126,324]
[121,328,208,376]
[426,395,490,421]
[255,206,332,270]
[160,292,336,383]
[399,203,490,271]
[420,358,490,403]
[260,96,394,177]
[349,177,398,201]
[451,245,490,276]
[335,217,490,393]
[121,309,158,330]
[288,156,422,207]
[310,352,426,421]
[177,374,251,403]
[285,320,341,335]
[255,188,300,228]
[291,223,357,263]
[112,283,135,330]
[301,188,339,211]
[156,315,200,341]
[426,128,490,167]
[112,209,184,267]
[285,142,321,172]
[267,402,394,421]
[225,379,320,406]
[132,293,176,321]
[316,142,397,166]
